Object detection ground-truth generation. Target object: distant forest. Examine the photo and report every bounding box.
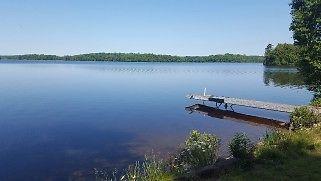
[0,53,263,63]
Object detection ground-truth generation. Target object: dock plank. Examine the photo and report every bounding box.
[187,94,300,113]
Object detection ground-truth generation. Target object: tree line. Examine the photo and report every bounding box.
[0,53,263,63]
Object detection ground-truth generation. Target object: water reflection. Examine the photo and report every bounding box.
[186,104,289,129]
[263,67,321,101]
[263,67,305,88]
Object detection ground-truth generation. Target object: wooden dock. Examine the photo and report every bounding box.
[187,94,301,113]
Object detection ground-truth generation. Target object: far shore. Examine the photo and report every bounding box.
[0,52,264,63]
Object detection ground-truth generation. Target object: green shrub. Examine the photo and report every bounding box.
[229,133,254,169]
[255,130,315,162]
[171,130,220,174]
[290,106,321,129]
[311,98,321,107]
[262,131,281,145]
[229,133,253,160]
[254,131,286,162]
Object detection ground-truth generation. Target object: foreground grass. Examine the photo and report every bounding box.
[221,125,321,180]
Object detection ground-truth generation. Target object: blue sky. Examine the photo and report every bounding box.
[0,0,293,56]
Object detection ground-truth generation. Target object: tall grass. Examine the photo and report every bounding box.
[254,130,316,162]
[123,155,172,181]
[95,155,173,181]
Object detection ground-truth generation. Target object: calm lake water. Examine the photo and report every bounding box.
[0,61,313,180]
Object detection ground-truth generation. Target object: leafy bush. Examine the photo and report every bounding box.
[254,131,286,162]
[311,98,321,107]
[290,106,321,129]
[229,133,253,160]
[171,130,220,174]
[229,133,254,169]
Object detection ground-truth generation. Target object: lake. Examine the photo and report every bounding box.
[0,61,313,180]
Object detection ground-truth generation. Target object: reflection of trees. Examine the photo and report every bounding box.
[263,68,305,88]
[301,71,321,100]
[263,67,321,100]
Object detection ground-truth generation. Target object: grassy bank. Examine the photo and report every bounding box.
[221,101,321,180]
[221,125,321,180]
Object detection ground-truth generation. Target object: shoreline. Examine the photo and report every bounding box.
[0,59,264,64]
